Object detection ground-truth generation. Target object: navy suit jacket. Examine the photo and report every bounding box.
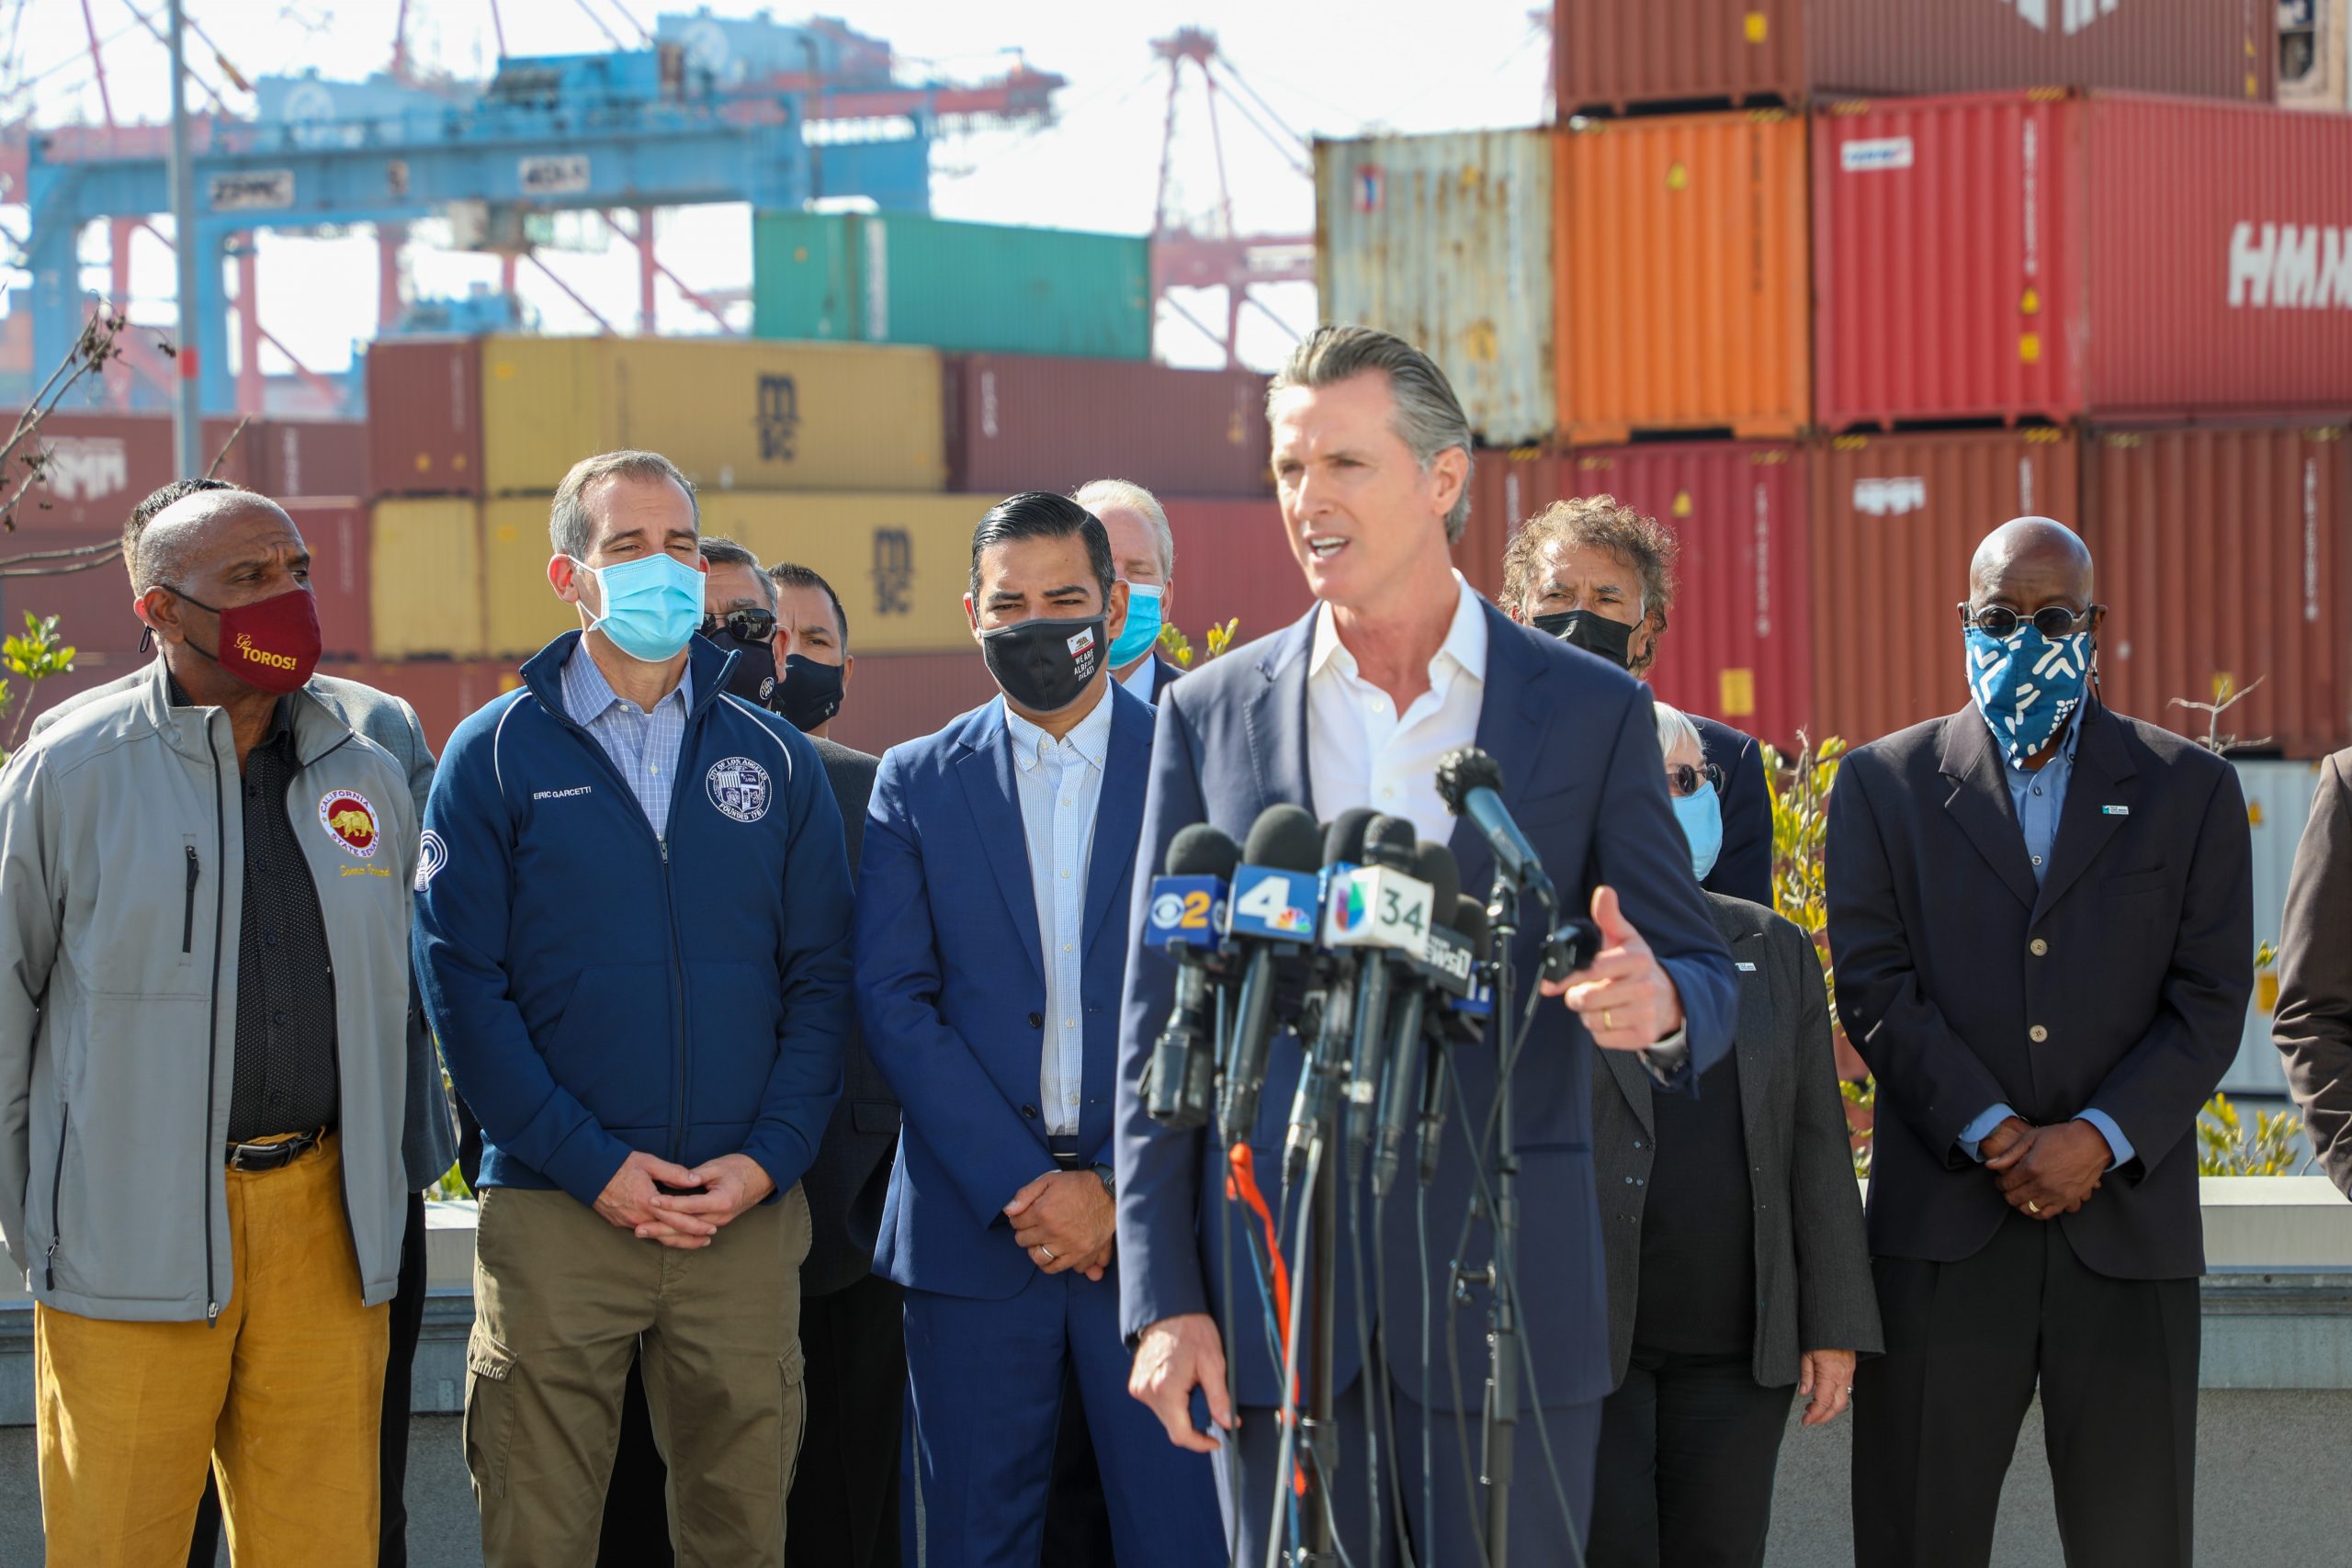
[1113,601,1737,1411]
[1826,701,2251,1280]
[1695,714,1773,908]
[856,685,1155,1301]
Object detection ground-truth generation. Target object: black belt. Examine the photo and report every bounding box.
[224,1128,324,1172]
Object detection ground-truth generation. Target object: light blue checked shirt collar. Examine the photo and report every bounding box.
[1002,687,1114,1139]
[560,642,694,838]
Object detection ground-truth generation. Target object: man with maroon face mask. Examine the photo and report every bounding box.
[0,481,421,1563]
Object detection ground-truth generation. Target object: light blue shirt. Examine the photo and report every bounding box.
[1003,689,1114,1139]
[1958,706,2134,1169]
[560,644,694,838]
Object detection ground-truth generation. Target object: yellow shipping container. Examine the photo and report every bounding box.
[370,499,486,658]
[482,497,579,659]
[700,492,995,655]
[478,335,949,498]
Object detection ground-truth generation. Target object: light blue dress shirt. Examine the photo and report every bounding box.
[1002,690,1114,1139]
[1957,706,2134,1168]
[560,644,694,838]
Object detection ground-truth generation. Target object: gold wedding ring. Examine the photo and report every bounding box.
[1603,1009,1616,1032]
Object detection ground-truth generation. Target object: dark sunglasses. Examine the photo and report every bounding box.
[700,608,776,642]
[1667,762,1724,799]
[1957,602,2101,639]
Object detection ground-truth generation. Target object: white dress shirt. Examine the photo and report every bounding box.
[1306,570,1487,846]
[1002,686,1115,1138]
[1118,656,1159,705]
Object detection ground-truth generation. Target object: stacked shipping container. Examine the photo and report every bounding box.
[1325,8,2351,758]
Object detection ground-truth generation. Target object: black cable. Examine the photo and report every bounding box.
[1415,1181,1437,1565]
[1216,992,1243,1568]
[1345,1150,1384,1568]
[1369,1188,1419,1568]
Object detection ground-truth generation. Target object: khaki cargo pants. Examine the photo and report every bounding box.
[466,1180,812,1568]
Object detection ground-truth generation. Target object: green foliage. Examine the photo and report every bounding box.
[2196,1093,2301,1177]
[1762,735,1875,1176]
[1158,617,1239,670]
[0,612,76,766]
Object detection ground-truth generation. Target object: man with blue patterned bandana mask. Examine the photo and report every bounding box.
[1826,515,2252,1566]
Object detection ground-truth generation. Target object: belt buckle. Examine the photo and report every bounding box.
[225,1132,314,1172]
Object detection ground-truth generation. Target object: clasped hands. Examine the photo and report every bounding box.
[1980,1115,2113,1219]
[594,1149,775,1249]
[1006,1169,1115,1281]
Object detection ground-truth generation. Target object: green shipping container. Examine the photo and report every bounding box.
[752,212,1152,360]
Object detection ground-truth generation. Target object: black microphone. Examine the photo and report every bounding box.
[1145,824,1244,1130]
[1282,809,1385,1178]
[1435,746,1557,909]
[1342,816,1426,1155]
[1217,804,1325,1148]
[1419,894,1490,1187]
[1372,842,1460,1195]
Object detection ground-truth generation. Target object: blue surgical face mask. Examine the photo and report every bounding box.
[1107,581,1164,669]
[1671,784,1723,882]
[571,553,706,664]
[1964,625,2092,765]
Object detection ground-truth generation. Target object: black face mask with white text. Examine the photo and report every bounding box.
[980,615,1105,716]
[1533,609,1634,669]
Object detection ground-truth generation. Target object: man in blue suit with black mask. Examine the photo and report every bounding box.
[854,491,1222,1566]
[1115,325,1738,1563]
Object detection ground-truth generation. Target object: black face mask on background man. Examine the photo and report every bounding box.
[775,655,844,733]
[707,623,783,709]
[1534,609,1635,670]
[980,615,1106,716]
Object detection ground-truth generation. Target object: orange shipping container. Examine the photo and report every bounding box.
[1812,428,2079,749]
[1555,113,1811,446]
[2083,423,2351,760]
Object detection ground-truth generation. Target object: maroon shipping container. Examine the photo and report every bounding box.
[365,337,484,498]
[0,527,146,665]
[1815,92,2352,432]
[0,409,254,534]
[1566,443,1814,749]
[284,499,372,660]
[1812,428,2081,748]
[2084,423,2351,759]
[312,658,523,755]
[826,650,1001,757]
[945,356,1272,499]
[1461,448,1577,603]
[1558,0,2273,115]
[1158,499,1317,646]
[248,419,369,500]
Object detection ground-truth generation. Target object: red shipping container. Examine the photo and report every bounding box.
[248,418,370,500]
[1813,428,2080,748]
[1565,443,1814,749]
[365,337,484,498]
[0,526,145,669]
[827,650,1001,758]
[1815,92,2352,432]
[1559,0,2273,116]
[945,356,1272,499]
[1462,447,1577,601]
[284,499,372,660]
[1159,498,1317,647]
[313,658,524,756]
[0,408,254,535]
[2083,423,2351,759]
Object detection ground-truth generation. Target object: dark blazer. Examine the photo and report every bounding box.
[2275,747,2352,1197]
[798,737,900,1295]
[856,686,1154,1301]
[1826,702,2252,1280]
[1594,892,1881,1389]
[1114,601,1737,1412]
[1695,714,1773,908]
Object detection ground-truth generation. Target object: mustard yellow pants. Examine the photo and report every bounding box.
[35,1134,389,1567]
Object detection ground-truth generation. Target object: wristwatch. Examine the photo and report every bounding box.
[1641,1024,1691,1083]
[1091,1162,1116,1201]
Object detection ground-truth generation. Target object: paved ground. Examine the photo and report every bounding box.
[8,1393,2351,1563]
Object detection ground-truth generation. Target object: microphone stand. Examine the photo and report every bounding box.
[1289,989,1343,1568]
[1462,869,1522,1563]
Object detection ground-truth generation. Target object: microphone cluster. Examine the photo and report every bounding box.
[1140,799,1496,1194]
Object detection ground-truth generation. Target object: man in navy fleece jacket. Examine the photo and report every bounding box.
[413,449,850,1567]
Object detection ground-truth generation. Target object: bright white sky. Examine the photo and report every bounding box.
[3,0,1553,377]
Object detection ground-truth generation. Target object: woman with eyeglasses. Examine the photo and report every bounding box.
[1586,700,1883,1568]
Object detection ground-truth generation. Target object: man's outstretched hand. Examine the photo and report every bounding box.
[1129,1313,1236,1455]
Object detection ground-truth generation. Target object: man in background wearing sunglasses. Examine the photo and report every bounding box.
[1825,515,2252,1566]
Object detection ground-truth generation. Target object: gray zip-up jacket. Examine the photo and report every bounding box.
[0,660,417,1320]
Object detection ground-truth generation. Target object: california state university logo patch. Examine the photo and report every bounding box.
[319,791,381,858]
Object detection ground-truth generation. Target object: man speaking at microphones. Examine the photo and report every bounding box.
[1114,324,1737,1562]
